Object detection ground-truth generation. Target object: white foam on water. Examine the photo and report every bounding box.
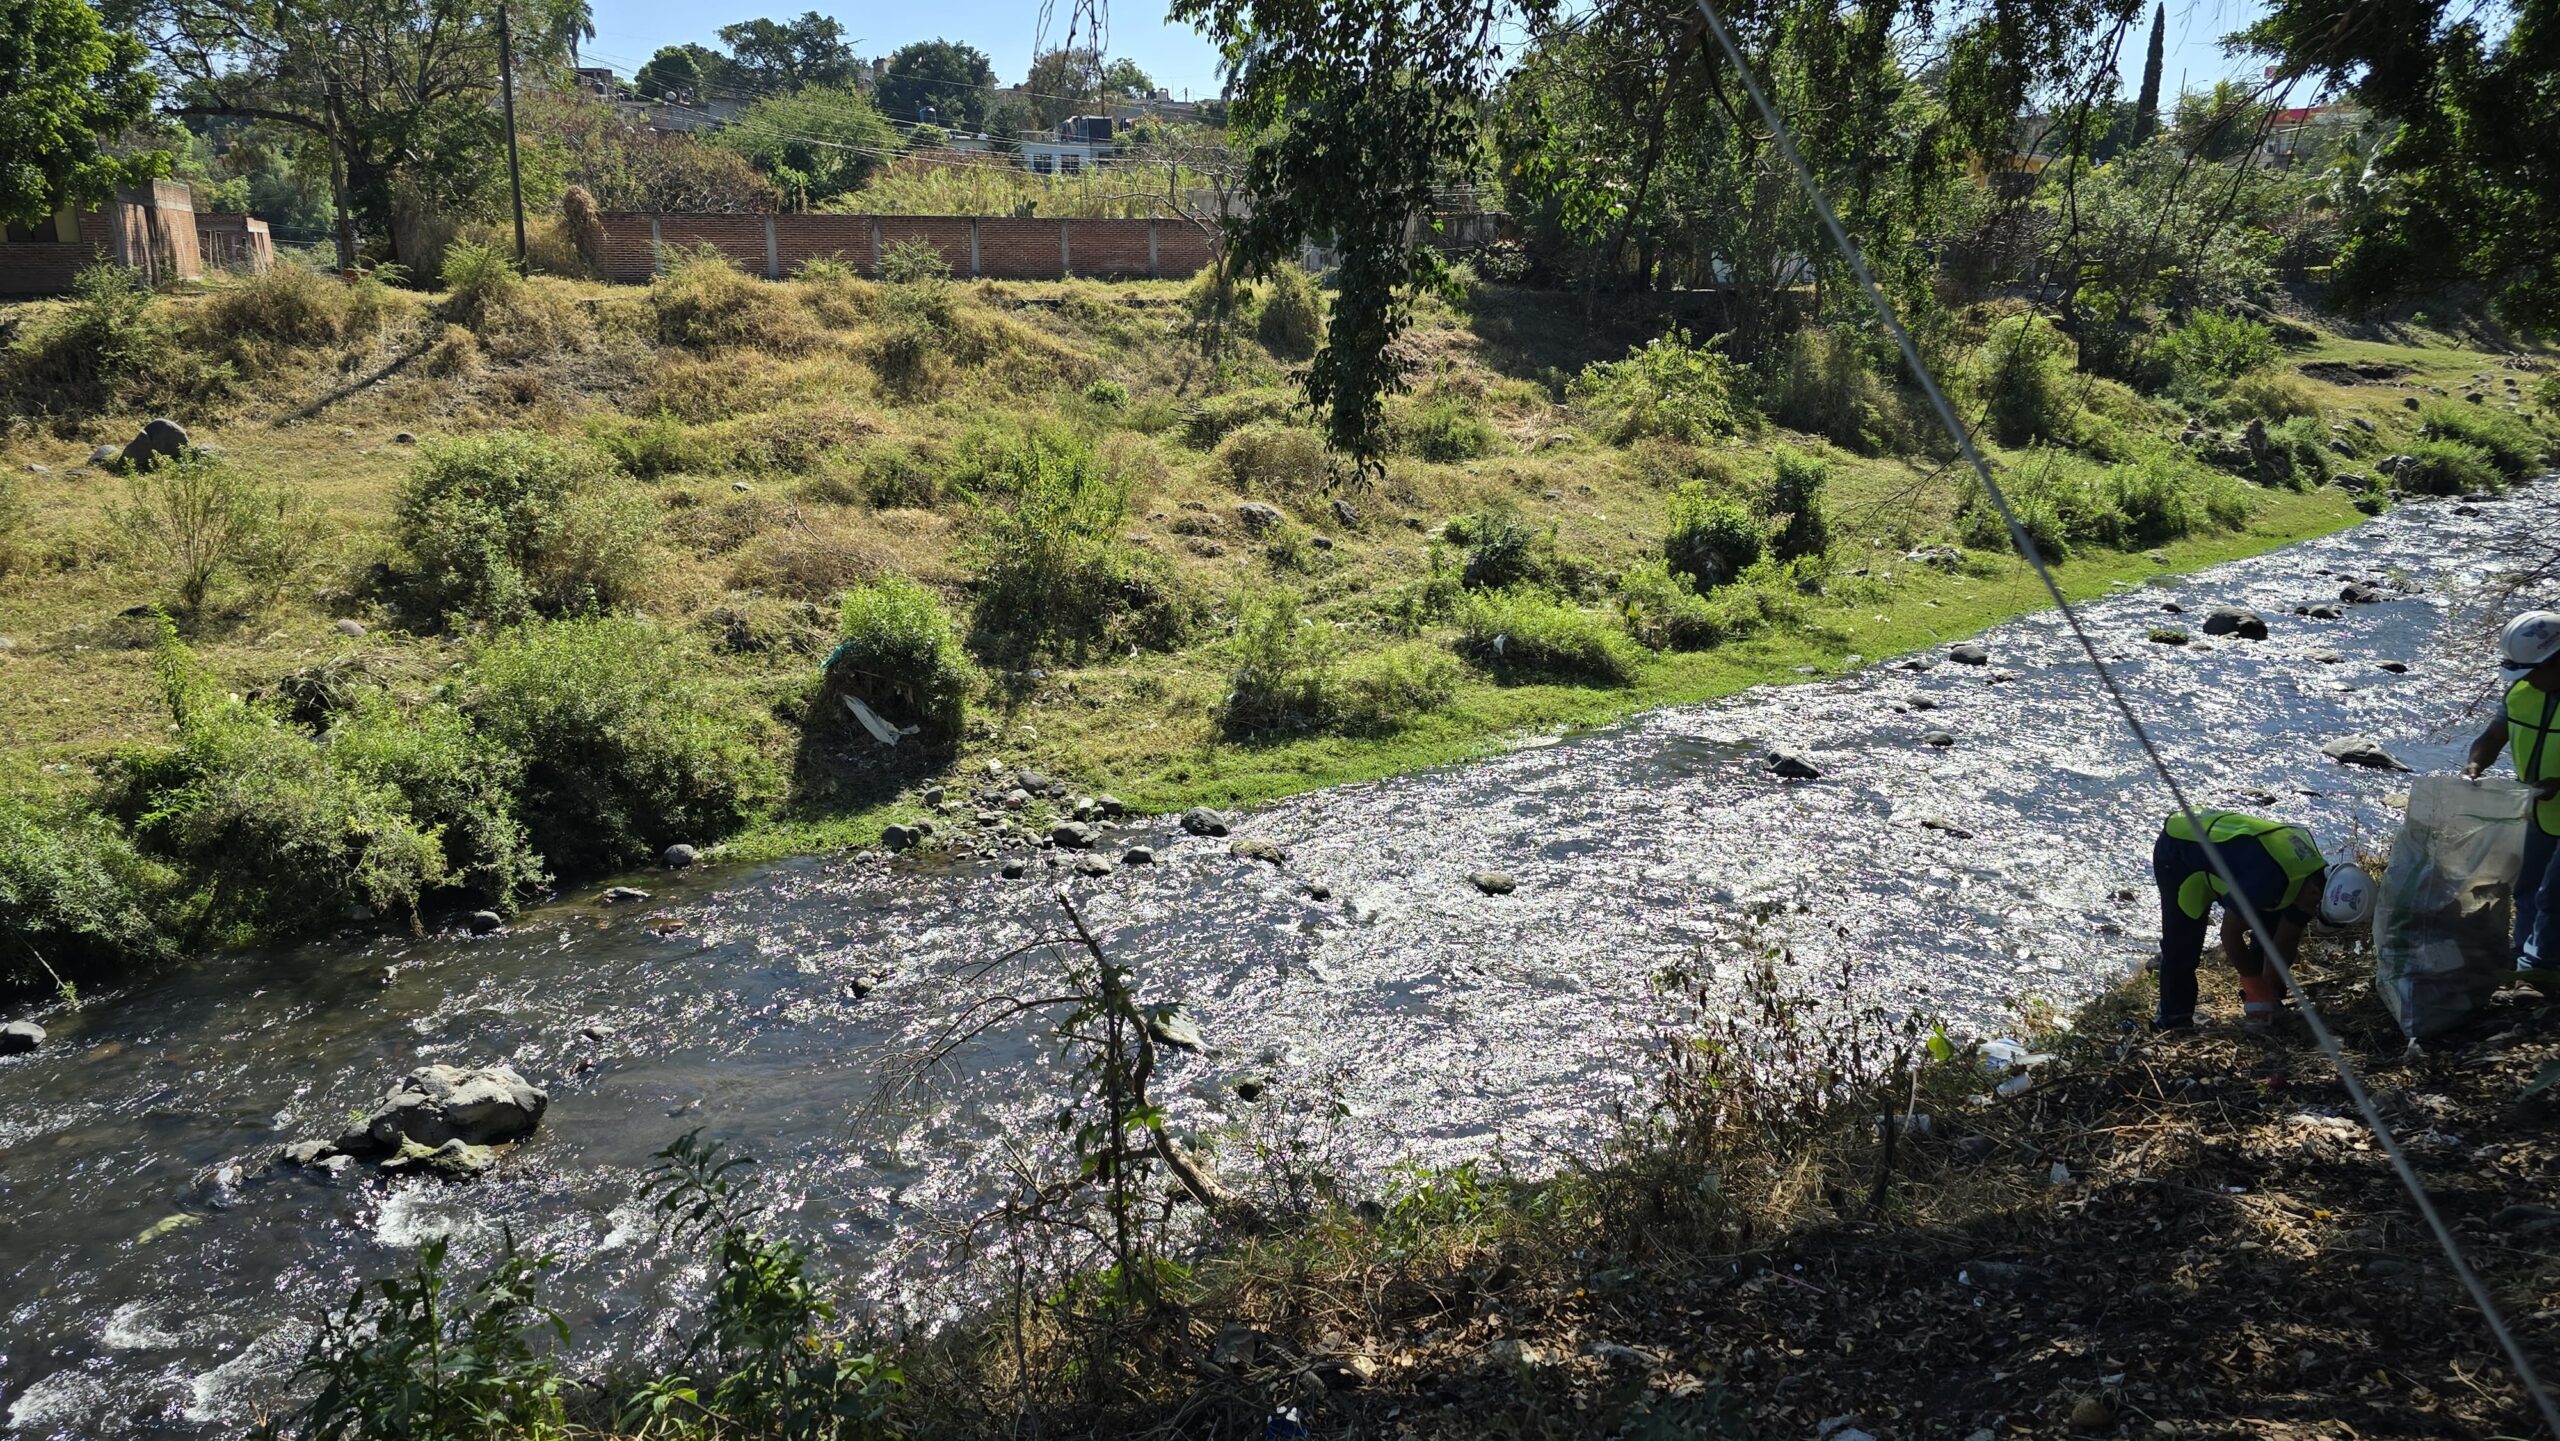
[102,1301,181,1350]
[6,1367,107,1432]
[185,1324,307,1425]
[373,1181,490,1249]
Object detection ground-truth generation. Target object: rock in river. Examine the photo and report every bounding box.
[358,1063,548,1152]
[1470,870,1517,895]
[1147,1007,1207,1051]
[1,1020,45,1054]
[2322,736,2412,772]
[1768,750,1821,779]
[1230,837,1288,865]
[1051,821,1095,849]
[1921,730,1955,749]
[662,843,698,869]
[2200,605,2269,640]
[467,910,502,935]
[1181,806,1234,837]
[380,1137,500,1180]
[1947,643,1990,666]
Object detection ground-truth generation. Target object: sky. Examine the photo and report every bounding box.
[574,0,2273,109]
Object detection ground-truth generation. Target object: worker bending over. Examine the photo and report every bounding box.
[2463,610,2560,971]
[2151,808,2374,1030]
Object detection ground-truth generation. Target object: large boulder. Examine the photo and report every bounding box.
[1234,502,1284,535]
[0,1020,44,1054]
[2322,736,2412,772]
[360,1063,548,1151]
[1181,806,1234,837]
[1947,643,1990,666]
[119,418,190,470]
[2199,606,2269,640]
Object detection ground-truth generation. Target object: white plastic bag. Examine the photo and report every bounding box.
[2374,776,2533,1040]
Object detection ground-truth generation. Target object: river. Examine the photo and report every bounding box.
[0,488,2543,1437]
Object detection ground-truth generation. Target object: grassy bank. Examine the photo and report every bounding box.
[0,253,2548,989]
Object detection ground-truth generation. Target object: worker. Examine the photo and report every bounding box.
[2152,807,2375,1030]
[2462,610,2560,971]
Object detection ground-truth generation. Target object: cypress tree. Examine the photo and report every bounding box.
[2131,3,2166,144]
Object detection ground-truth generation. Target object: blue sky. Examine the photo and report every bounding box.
[575,0,2270,108]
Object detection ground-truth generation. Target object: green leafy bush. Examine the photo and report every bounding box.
[1218,590,1342,738]
[1454,589,1642,686]
[1080,377,1129,410]
[1616,558,1729,651]
[2151,310,2278,398]
[2,262,223,417]
[2397,437,2503,496]
[1214,422,1330,493]
[1181,388,1297,449]
[466,618,778,875]
[1766,447,1832,563]
[961,426,1183,653]
[1334,645,1459,732]
[878,237,954,284]
[1760,326,1895,450]
[394,431,654,626]
[651,246,815,353]
[1570,329,1744,444]
[1664,481,1763,588]
[1256,262,1324,358]
[828,576,975,745]
[854,442,943,508]
[329,693,546,909]
[590,410,709,480]
[1956,449,2250,558]
[1446,503,1551,591]
[1397,394,1499,462]
[439,241,523,329]
[112,452,320,615]
[2419,400,2549,479]
[291,1236,569,1441]
[0,790,176,990]
[1972,314,2074,446]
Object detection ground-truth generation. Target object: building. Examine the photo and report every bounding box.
[0,181,272,297]
[2257,103,2364,168]
[1020,115,1117,176]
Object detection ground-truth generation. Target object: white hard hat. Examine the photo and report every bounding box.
[2319,862,2375,929]
[2498,610,2560,681]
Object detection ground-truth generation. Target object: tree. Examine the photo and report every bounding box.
[1102,57,1154,100]
[2131,2,2165,144]
[714,84,897,209]
[1023,48,1103,127]
[636,46,701,104]
[2248,0,2560,328]
[716,12,856,93]
[876,39,995,129]
[134,0,588,268]
[0,0,162,229]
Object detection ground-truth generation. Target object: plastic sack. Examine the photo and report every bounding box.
[2374,776,2533,1040]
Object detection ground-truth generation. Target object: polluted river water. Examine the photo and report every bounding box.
[1,487,2548,1437]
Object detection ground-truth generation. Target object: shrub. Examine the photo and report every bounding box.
[1446,503,1551,591]
[394,431,653,625]
[962,426,1179,652]
[1761,326,1893,450]
[1664,482,1763,588]
[1214,422,1330,493]
[1181,389,1297,449]
[111,453,318,615]
[1766,447,1832,563]
[855,442,943,508]
[2251,413,2334,489]
[1337,646,1459,731]
[2398,437,2503,496]
[1617,558,1727,651]
[878,237,954,284]
[466,617,777,875]
[2220,371,2321,421]
[651,246,814,352]
[2,262,217,417]
[1570,329,1744,444]
[2152,310,2278,398]
[329,693,546,909]
[114,628,448,940]
[1956,449,2249,558]
[1455,589,1643,686]
[1398,394,1499,462]
[1218,590,1342,738]
[589,410,707,480]
[439,241,522,330]
[1256,262,1324,358]
[0,790,176,990]
[1973,314,2074,446]
[1081,377,1129,410]
[290,1236,569,1441]
[2419,400,2549,479]
[196,260,353,362]
[828,576,975,745]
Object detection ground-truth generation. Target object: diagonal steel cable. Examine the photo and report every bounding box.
[1683,1,2560,1433]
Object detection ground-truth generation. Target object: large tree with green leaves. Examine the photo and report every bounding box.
[716,12,856,93]
[2248,0,2560,328]
[133,0,589,267]
[876,39,996,128]
[0,0,162,228]
[714,84,897,209]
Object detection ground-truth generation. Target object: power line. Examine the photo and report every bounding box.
[1683,2,2560,1435]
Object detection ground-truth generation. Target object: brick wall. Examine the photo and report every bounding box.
[592,211,1219,284]
[197,215,274,274]
[0,240,107,296]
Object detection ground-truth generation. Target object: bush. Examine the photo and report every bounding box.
[1214,422,1330,493]
[2220,371,2321,421]
[1761,326,1894,450]
[1446,503,1553,591]
[466,617,777,875]
[1616,558,1726,651]
[329,693,546,909]
[1081,377,1129,410]
[1570,329,1744,444]
[196,260,355,362]
[1766,447,1832,563]
[1973,314,2074,446]
[394,431,653,625]
[2,262,219,417]
[1181,389,1297,449]
[589,410,708,480]
[290,1236,569,1441]
[651,246,814,352]
[962,426,1179,653]
[0,790,176,990]
[1336,645,1459,732]
[2419,400,2549,479]
[1664,482,1763,588]
[1256,262,1324,358]
[1397,394,1499,462]
[854,442,943,508]
[439,241,522,330]
[1956,449,2250,558]
[2397,437,2504,496]
[828,576,974,745]
[560,184,608,274]
[2250,413,2334,489]
[111,452,319,615]
[1218,590,1342,738]
[1455,589,1643,686]
[878,237,954,284]
[2152,310,2278,398]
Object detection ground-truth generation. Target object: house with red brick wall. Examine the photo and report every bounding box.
[0,180,272,297]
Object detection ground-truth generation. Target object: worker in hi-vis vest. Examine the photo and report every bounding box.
[2150,809,2375,1030]
[2464,610,2560,970]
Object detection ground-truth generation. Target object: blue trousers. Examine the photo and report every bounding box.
[2520,825,2560,969]
[2152,831,2291,1024]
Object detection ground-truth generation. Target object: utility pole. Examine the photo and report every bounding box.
[496,0,528,265]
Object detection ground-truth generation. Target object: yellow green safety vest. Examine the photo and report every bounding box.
[2509,679,2560,837]
[2163,809,2326,920]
